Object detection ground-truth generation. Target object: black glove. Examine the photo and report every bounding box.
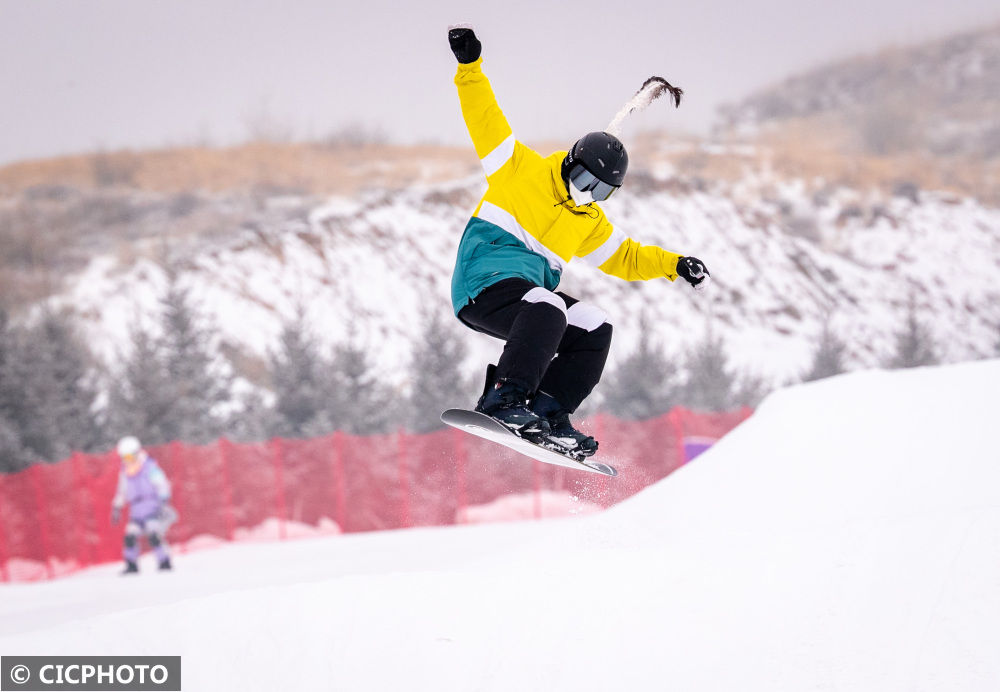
[677,256,711,291]
[448,26,481,64]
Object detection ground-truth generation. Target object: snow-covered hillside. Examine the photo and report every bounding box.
[2,360,998,691]
[55,165,1000,391]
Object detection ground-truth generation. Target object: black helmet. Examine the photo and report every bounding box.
[563,131,629,201]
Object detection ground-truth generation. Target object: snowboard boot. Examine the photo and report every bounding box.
[531,392,598,458]
[121,560,139,575]
[475,365,550,437]
[158,557,172,571]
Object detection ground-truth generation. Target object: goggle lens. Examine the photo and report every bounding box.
[568,164,619,202]
[590,180,618,201]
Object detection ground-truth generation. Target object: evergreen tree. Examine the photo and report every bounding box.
[27,311,102,457]
[269,308,331,438]
[0,311,28,471]
[887,297,939,369]
[601,316,679,419]
[227,388,275,443]
[326,334,395,435]
[406,308,471,432]
[804,317,848,382]
[679,326,737,411]
[0,414,25,473]
[732,372,770,408]
[158,272,231,443]
[107,272,231,446]
[106,322,176,446]
[0,310,101,464]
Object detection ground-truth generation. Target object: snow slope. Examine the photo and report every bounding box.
[2,360,998,691]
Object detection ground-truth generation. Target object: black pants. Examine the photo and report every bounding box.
[458,278,613,413]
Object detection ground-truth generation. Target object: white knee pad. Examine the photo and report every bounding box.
[567,302,610,332]
[522,287,568,317]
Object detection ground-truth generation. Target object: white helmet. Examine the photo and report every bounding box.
[116,436,142,458]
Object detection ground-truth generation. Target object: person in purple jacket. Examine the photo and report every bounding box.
[111,436,177,574]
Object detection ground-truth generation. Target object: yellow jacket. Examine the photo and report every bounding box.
[450,58,682,314]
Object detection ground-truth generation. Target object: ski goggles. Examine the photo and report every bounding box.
[567,163,620,202]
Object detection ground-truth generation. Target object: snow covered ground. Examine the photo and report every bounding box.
[2,360,998,691]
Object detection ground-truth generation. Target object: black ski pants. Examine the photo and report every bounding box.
[457,278,613,413]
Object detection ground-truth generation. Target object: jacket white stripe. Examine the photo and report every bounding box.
[480,134,516,177]
[476,201,567,273]
[579,227,627,268]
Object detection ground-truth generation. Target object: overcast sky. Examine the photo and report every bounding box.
[2,0,998,165]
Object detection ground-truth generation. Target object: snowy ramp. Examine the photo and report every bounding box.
[1,361,998,691]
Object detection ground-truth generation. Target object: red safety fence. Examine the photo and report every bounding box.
[0,407,751,582]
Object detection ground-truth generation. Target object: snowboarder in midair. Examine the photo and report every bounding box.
[447,26,710,457]
[111,436,177,574]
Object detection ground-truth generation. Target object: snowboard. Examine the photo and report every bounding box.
[441,408,617,477]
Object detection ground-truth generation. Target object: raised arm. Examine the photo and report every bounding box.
[449,27,518,179]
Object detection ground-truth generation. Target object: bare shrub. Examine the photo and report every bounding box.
[977,125,1000,160]
[892,181,920,203]
[168,192,201,218]
[784,213,821,243]
[857,103,919,156]
[25,184,75,202]
[320,122,388,150]
[90,151,141,187]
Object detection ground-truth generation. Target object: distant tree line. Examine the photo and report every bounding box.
[0,309,102,472]
[598,300,945,421]
[0,273,474,473]
[599,317,767,421]
[0,280,952,472]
